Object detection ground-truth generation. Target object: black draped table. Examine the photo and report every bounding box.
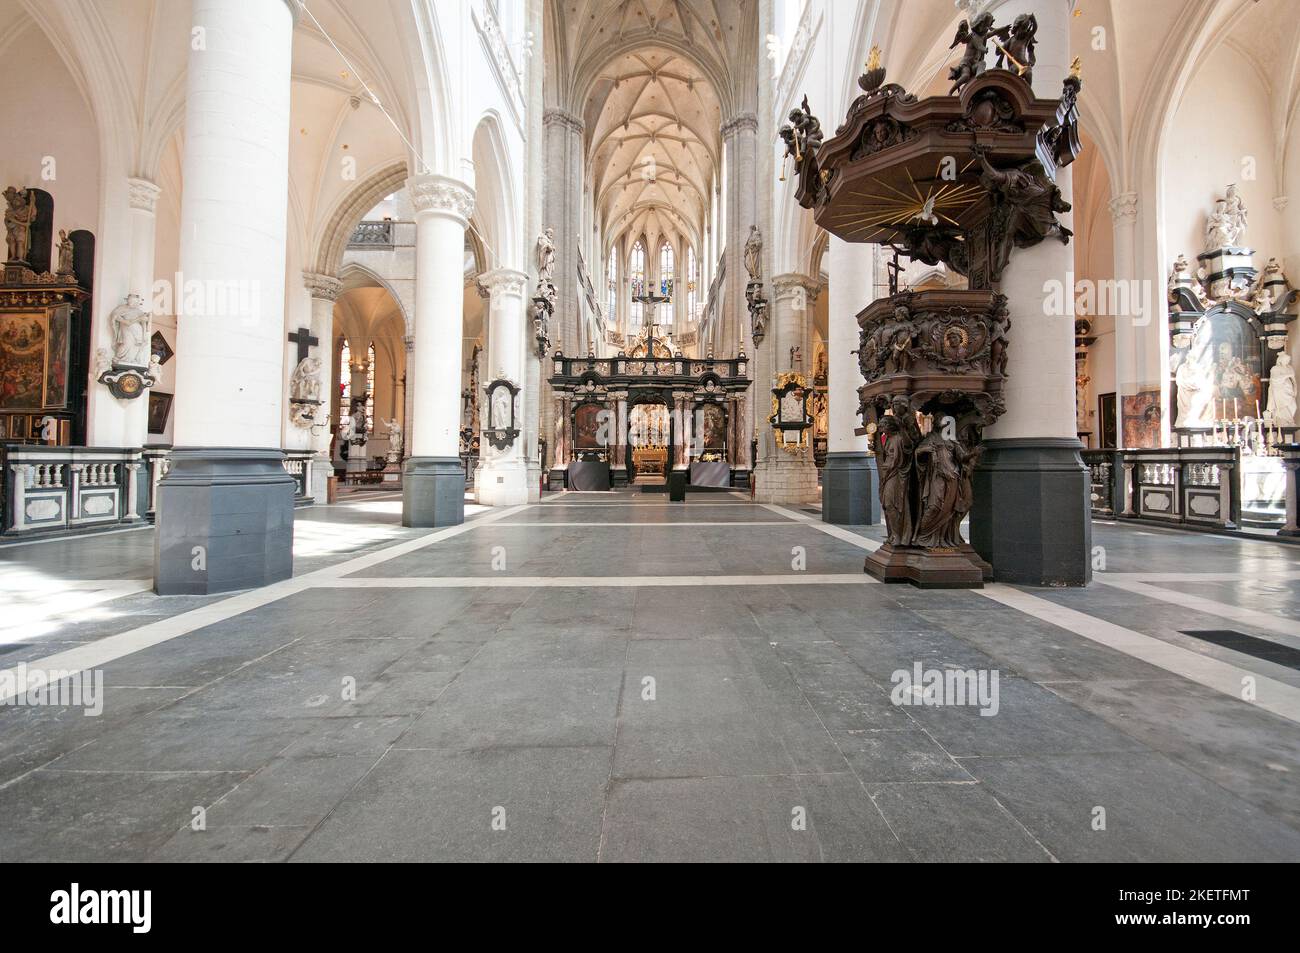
[567,460,612,491]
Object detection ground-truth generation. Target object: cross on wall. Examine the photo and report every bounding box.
[287,326,319,364]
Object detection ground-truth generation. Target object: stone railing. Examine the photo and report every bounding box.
[550,354,748,381]
[142,446,316,518]
[1,445,146,537]
[1081,447,1264,533]
[347,220,395,248]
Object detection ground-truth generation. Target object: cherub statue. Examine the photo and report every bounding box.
[994,13,1037,83]
[948,12,998,95]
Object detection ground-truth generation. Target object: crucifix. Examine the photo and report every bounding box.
[287,326,319,363]
[634,290,671,341]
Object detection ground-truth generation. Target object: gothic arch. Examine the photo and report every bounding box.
[312,161,410,276]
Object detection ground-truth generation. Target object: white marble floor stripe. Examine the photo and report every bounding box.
[317,573,877,588]
[487,520,796,527]
[979,583,1300,724]
[0,504,529,704]
[1100,571,1300,582]
[760,503,884,551]
[1095,575,1300,642]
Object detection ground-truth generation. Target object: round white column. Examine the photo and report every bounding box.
[823,237,879,524]
[970,0,1090,586]
[403,173,474,527]
[172,0,295,449]
[303,271,340,501]
[87,177,160,449]
[154,0,297,596]
[476,268,531,506]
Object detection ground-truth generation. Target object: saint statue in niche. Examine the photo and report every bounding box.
[56,230,75,277]
[1267,352,1296,428]
[109,294,151,367]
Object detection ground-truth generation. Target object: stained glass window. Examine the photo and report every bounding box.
[659,241,674,305]
[629,241,646,327]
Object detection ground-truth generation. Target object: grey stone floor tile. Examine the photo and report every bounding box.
[398,667,621,749]
[289,746,610,862]
[150,824,314,862]
[963,751,1300,862]
[0,769,247,862]
[205,753,382,827]
[899,675,1146,758]
[832,728,973,783]
[599,773,907,862]
[868,783,1054,862]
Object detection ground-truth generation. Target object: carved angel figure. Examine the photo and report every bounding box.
[994,13,1037,83]
[948,12,998,95]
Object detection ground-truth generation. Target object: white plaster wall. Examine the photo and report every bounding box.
[0,24,99,238]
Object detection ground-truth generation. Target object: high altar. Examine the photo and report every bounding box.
[547,324,751,490]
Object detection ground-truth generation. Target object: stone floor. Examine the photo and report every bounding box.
[1,487,1298,862]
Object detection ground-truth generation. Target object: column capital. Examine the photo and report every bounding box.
[302,270,342,301]
[479,267,530,298]
[772,272,820,301]
[1108,191,1139,225]
[407,173,475,225]
[126,177,161,213]
[720,112,758,139]
[543,108,584,134]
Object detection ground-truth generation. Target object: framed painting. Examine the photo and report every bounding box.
[44,305,70,409]
[148,391,173,434]
[574,402,605,449]
[0,312,48,410]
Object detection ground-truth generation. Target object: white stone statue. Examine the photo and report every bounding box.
[1204,199,1234,251]
[536,228,556,284]
[290,357,322,403]
[1175,346,1214,428]
[383,416,403,455]
[744,225,763,282]
[349,405,368,445]
[491,386,512,432]
[1224,183,1247,243]
[1267,352,1296,428]
[109,293,151,367]
[339,411,356,444]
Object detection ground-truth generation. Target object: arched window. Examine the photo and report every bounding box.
[338,338,376,434]
[687,246,700,323]
[606,247,618,322]
[659,241,675,305]
[629,240,646,327]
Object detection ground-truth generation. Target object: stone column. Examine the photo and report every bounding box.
[823,238,879,524]
[403,173,474,527]
[303,271,341,502]
[87,177,160,450]
[477,268,530,505]
[970,0,1090,586]
[721,113,758,357]
[1109,190,1153,443]
[752,274,819,503]
[154,0,297,595]
[543,108,584,477]
[522,0,545,499]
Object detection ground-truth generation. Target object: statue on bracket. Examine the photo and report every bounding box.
[744,225,763,282]
[536,227,556,285]
[1204,184,1248,252]
[288,357,323,427]
[98,293,158,400]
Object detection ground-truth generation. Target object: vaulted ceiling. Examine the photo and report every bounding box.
[548,0,758,261]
